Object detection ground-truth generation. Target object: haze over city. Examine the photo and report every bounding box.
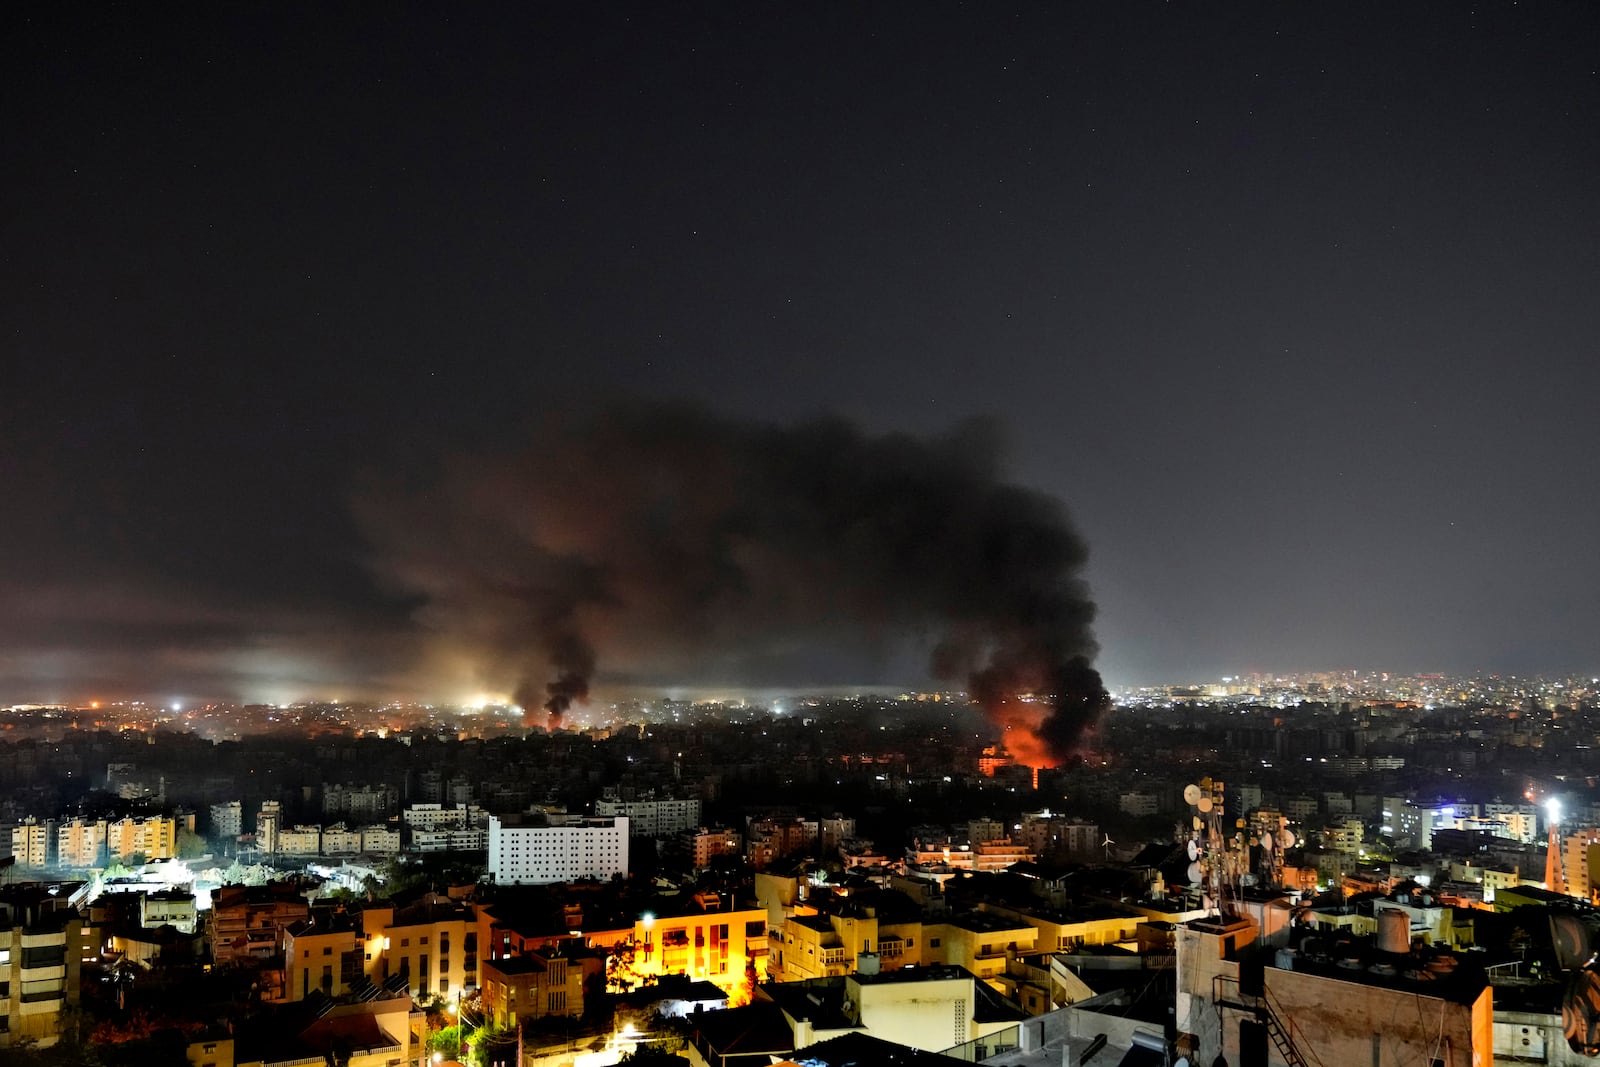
[6,3,1599,712]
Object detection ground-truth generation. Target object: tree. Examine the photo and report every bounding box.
[467,1022,518,1067]
[606,939,639,993]
[175,827,208,859]
[727,957,758,1008]
[428,1023,464,1058]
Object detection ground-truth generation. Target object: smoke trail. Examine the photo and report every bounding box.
[357,404,1108,758]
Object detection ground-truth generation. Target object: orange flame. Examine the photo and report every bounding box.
[995,697,1053,769]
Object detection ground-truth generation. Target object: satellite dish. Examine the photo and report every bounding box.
[1197,797,1214,813]
[1260,833,1274,853]
[1248,836,1259,847]
[1187,839,1199,861]
[1174,1058,1191,1067]
[1183,784,1203,806]
[1192,816,1204,831]
[1278,829,1296,849]
[1186,862,1203,884]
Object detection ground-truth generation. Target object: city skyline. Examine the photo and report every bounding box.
[6,5,1599,705]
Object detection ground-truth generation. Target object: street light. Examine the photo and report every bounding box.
[451,990,462,1063]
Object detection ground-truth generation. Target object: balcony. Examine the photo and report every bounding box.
[18,995,64,1015]
[819,948,848,964]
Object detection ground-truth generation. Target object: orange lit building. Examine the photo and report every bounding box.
[588,897,768,996]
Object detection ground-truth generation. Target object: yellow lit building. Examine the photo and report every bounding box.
[974,901,1142,953]
[57,818,107,868]
[10,819,51,869]
[360,895,478,1002]
[921,912,1037,985]
[284,913,363,1000]
[771,914,852,980]
[768,900,923,982]
[590,899,768,996]
[106,816,176,863]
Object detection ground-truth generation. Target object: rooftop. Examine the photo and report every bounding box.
[774,1031,969,1065]
[941,910,1034,934]
[1269,936,1490,1007]
[691,1002,795,1059]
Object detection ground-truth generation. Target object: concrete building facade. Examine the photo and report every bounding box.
[488,815,629,885]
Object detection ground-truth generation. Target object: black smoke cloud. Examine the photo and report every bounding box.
[357,405,1108,762]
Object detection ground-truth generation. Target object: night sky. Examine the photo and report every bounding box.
[4,4,1599,705]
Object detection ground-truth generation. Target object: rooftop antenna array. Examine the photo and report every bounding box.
[1251,813,1295,887]
[1183,777,1256,916]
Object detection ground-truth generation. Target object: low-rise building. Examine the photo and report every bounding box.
[1016,812,1099,857]
[975,900,1143,954]
[761,965,1027,1054]
[401,803,485,834]
[1174,912,1491,1067]
[769,896,921,982]
[480,942,593,1026]
[141,889,198,934]
[321,824,363,855]
[923,911,1038,984]
[361,825,402,855]
[278,825,323,856]
[209,882,310,966]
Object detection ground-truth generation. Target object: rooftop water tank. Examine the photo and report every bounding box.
[1378,908,1410,954]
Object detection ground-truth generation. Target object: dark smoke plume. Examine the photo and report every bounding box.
[357,405,1108,759]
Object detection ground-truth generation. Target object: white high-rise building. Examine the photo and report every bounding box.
[488,814,628,885]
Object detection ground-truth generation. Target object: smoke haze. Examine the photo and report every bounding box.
[357,405,1108,763]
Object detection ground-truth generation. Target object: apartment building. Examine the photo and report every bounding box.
[480,942,595,1026]
[594,796,702,837]
[361,896,479,1002]
[209,883,310,966]
[0,885,84,1049]
[487,815,629,885]
[10,819,52,869]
